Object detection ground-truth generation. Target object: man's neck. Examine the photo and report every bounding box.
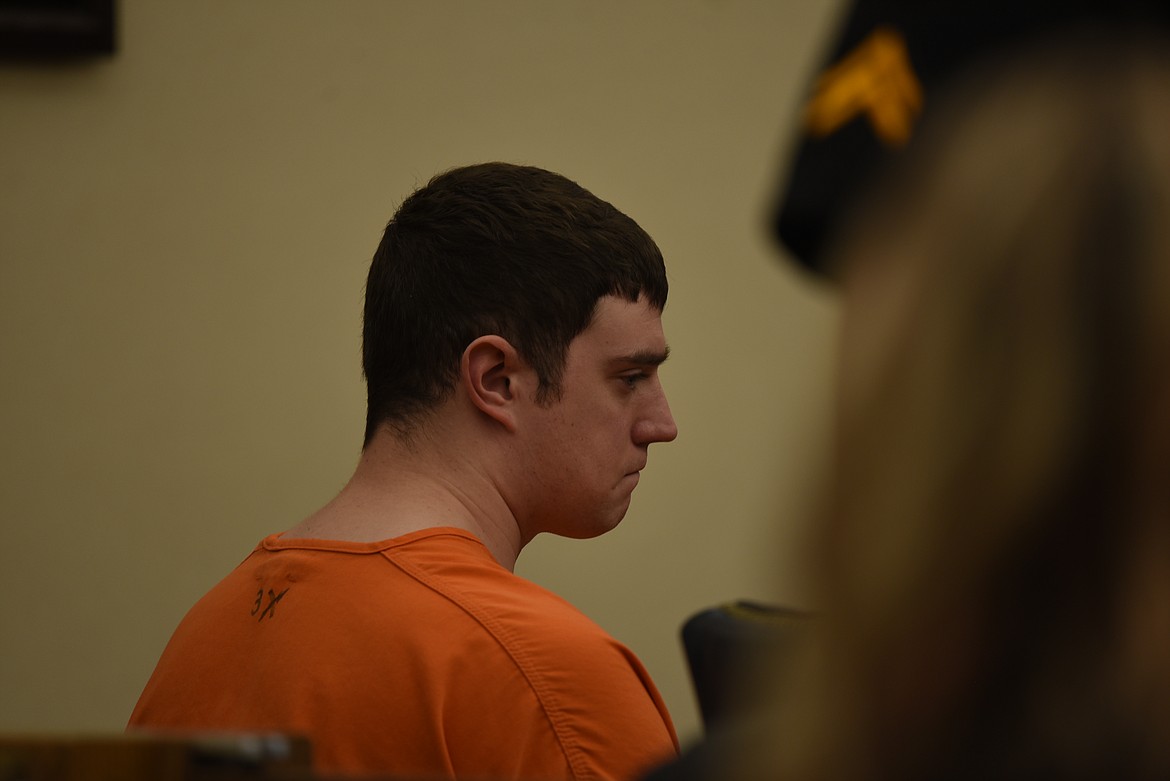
[282,430,525,570]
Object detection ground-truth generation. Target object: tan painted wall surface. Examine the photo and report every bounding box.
[0,0,843,747]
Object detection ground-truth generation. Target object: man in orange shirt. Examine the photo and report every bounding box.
[129,162,680,780]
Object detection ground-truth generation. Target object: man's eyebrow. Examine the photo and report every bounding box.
[620,345,671,366]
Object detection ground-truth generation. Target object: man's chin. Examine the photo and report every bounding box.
[555,502,632,540]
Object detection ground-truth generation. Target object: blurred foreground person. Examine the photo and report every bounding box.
[779,28,1170,781]
[651,26,1170,781]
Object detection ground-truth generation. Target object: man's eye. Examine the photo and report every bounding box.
[621,373,646,389]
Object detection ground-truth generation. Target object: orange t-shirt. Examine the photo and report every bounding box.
[128,528,678,779]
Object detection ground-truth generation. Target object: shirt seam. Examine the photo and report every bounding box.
[381,547,593,780]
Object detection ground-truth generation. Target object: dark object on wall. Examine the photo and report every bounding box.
[0,0,115,59]
[770,0,1170,277]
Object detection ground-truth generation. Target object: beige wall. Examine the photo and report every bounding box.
[0,0,842,746]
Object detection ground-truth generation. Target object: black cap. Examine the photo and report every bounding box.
[771,0,1170,276]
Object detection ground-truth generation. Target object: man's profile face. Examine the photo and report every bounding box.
[516,294,677,540]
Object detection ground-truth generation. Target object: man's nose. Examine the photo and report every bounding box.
[634,385,678,445]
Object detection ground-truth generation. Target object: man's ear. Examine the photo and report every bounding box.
[462,335,524,432]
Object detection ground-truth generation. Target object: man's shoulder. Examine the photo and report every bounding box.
[381,531,644,668]
[385,530,606,638]
[216,528,638,677]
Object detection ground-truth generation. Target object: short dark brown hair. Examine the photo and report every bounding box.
[362,162,668,445]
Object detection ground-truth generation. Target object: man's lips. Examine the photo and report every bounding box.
[626,462,647,477]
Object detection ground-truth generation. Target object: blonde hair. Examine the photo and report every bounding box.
[773,29,1170,781]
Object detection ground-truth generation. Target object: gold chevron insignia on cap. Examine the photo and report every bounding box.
[804,26,923,147]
